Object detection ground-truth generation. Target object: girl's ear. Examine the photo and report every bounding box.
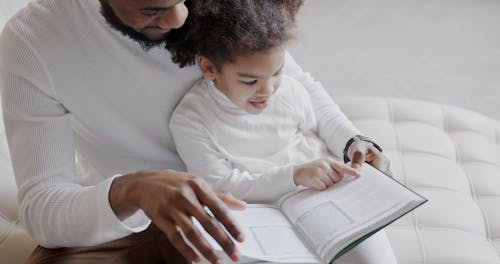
[198,55,217,81]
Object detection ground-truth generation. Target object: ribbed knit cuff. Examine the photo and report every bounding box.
[97,175,151,238]
[269,164,297,196]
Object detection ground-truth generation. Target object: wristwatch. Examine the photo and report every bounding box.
[343,135,383,163]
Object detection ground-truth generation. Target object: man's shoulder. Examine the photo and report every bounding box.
[2,0,96,50]
[5,0,74,30]
[170,78,216,124]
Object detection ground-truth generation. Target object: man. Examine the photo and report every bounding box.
[0,0,391,263]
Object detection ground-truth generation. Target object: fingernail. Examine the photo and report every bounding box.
[231,251,240,261]
[237,233,245,241]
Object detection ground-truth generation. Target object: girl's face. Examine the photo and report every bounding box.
[199,46,286,114]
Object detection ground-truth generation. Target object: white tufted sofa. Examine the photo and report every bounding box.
[339,97,500,264]
[1,96,500,263]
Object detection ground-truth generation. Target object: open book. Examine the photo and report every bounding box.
[195,163,427,264]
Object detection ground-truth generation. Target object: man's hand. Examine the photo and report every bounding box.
[293,158,360,190]
[347,140,392,175]
[108,170,246,264]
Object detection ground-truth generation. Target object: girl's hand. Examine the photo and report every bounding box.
[347,140,392,176]
[293,158,360,190]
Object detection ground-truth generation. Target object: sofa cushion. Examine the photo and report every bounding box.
[338,97,500,264]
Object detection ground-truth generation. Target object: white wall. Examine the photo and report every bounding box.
[0,0,32,23]
[2,0,499,121]
[290,0,500,121]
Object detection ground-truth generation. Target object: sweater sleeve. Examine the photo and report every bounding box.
[283,51,361,157]
[0,24,150,248]
[170,107,296,204]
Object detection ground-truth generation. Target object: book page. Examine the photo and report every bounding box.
[278,163,426,261]
[193,205,320,263]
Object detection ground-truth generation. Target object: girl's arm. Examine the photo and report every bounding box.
[283,51,361,156]
[170,118,297,203]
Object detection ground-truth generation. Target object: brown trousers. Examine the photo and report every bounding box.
[25,225,188,264]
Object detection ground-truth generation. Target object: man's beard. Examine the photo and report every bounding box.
[100,1,169,51]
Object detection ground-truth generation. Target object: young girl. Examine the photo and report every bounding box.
[167,0,397,263]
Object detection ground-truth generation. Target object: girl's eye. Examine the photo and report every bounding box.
[242,80,258,86]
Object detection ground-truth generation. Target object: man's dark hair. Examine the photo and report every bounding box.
[165,0,304,69]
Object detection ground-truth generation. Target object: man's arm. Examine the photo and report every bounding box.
[0,26,144,247]
[109,170,245,263]
[0,25,244,264]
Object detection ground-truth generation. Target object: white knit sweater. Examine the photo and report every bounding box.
[171,76,347,203]
[0,0,359,248]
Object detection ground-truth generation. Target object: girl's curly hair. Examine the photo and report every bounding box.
[165,0,304,69]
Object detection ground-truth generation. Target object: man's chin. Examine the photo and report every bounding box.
[116,29,168,51]
[142,32,170,42]
[100,1,168,51]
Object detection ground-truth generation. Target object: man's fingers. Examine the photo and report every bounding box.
[194,184,245,244]
[216,191,247,210]
[190,180,245,244]
[170,212,223,264]
[184,201,240,262]
[189,180,244,261]
[155,218,200,263]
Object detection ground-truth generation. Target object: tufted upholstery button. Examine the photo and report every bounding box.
[338,97,500,264]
